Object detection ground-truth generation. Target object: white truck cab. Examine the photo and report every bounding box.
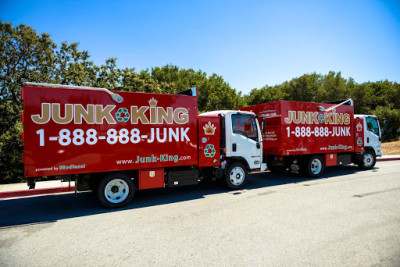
[200,110,265,178]
[355,114,383,157]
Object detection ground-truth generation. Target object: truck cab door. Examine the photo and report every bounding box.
[365,116,382,157]
[225,113,262,170]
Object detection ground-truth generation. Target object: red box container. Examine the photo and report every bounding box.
[138,168,165,190]
[22,85,198,177]
[325,153,337,166]
[240,100,355,156]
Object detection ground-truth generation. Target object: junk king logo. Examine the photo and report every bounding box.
[283,108,353,139]
[203,121,216,135]
[31,97,189,125]
[284,109,351,125]
[116,108,130,122]
[30,98,192,147]
[204,144,216,157]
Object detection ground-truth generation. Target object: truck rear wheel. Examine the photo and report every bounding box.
[358,150,376,169]
[225,162,248,190]
[304,155,324,178]
[97,173,135,208]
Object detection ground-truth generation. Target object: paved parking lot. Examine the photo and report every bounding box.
[1,161,400,266]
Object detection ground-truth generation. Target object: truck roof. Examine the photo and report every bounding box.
[200,110,256,117]
[355,114,378,119]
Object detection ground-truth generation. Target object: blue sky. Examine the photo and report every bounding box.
[1,0,399,94]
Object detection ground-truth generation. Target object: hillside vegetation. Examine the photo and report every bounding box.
[1,21,399,183]
[382,140,400,155]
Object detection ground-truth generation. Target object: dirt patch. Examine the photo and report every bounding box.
[382,140,400,155]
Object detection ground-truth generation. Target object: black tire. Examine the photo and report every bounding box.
[358,150,376,169]
[97,173,135,208]
[303,155,325,178]
[225,162,248,190]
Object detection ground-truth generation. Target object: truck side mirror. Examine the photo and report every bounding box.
[383,118,388,134]
[382,118,388,141]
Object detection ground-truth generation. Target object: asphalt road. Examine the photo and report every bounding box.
[1,161,400,266]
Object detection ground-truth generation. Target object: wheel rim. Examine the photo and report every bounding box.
[311,158,322,175]
[230,167,245,186]
[104,179,129,204]
[363,153,374,167]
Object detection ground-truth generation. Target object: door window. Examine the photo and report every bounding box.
[232,114,258,141]
[366,117,379,136]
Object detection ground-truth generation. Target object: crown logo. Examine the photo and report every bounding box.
[356,122,363,131]
[149,98,158,107]
[203,121,216,135]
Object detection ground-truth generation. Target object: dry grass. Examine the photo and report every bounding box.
[382,140,400,155]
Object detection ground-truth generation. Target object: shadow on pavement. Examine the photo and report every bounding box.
[0,165,372,228]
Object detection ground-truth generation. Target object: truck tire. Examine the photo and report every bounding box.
[97,173,135,208]
[358,150,376,169]
[304,155,324,178]
[225,162,248,190]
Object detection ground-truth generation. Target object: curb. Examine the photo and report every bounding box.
[377,157,400,162]
[0,185,75,199]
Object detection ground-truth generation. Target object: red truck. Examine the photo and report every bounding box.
[22,83,265,207]
[239,100,382,177]
[21,83,382,207]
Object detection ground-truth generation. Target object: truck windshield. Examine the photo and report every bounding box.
[366,117,380,136]
[232,114,258,141]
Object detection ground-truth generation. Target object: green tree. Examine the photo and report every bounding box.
[0,21,58,183]
[54,41,96,86]
[149,65,243,111]
[281,73,321,102]
[317,71,349,101]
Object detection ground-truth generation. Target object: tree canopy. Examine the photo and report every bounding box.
[1,21,399,183]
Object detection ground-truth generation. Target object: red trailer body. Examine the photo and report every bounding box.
[240,100,356,156]
[22,85,200,177]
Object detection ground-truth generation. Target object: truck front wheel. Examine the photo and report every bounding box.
[358,150,376,169]
[304,155,325,178]
[97,173,135,208]
[225,162,248,190]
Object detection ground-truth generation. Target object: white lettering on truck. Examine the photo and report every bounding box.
[31,98,191,147]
